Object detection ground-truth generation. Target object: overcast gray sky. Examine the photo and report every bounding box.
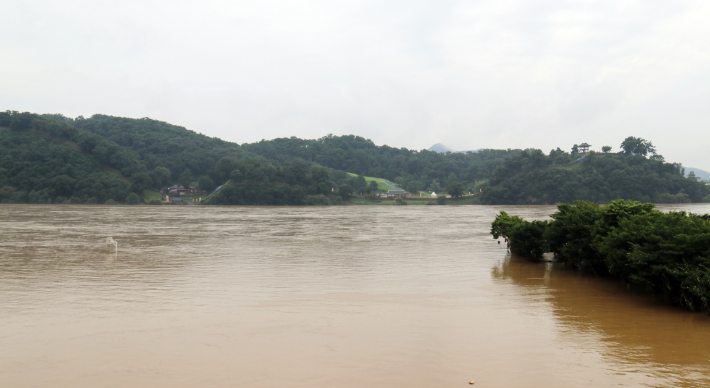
[2,0,709,168]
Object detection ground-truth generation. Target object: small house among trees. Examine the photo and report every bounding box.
[579,143,591,153]
[168,185,199,194]
[168,185,186,194]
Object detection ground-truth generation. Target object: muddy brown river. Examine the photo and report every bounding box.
[1,204,710,387]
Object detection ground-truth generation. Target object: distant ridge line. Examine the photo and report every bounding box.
[427,143,481,154]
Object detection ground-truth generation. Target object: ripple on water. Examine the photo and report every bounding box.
[1,203,710,388]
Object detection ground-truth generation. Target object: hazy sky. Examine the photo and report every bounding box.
[2,0,709,168]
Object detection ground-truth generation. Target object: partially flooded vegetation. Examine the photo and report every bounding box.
[492,200,710,312]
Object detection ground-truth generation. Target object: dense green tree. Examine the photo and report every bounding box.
[179,168,194,189]
[8,112,34,130]
[491,211,549,260]
[125,193,141,204]
[229,169,244,181]
[130,172,154,193]
[602,146,612,153]
[491,200,710,312]
[620,136,656,156]
[241,134,522,192]
[430,179,440,193]
[151,167,172,187]
[0,112,136,204]
[338,183,353,198]
[482,141,708,205]
[305,194,330,205]
[50,175,77,197]
[73,114,245,180]
[405,180,421,194]
[310,165,333,195]
[206,157,339,206]
[367,180,379,194]
[448,181,464,198]
[198,176,215,193]
[354,175,367,191]
[216,157,241,181]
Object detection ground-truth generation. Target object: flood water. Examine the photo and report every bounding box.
[1,204,710,387]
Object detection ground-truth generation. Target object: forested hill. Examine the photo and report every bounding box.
[241,135,521,193]
[481,140,709,205]
[73,115,523,195]
[0,111,523,205]
[0,112,146,204]
[2,111,708,205]
[0,111,345,205]
[73,114,245,180]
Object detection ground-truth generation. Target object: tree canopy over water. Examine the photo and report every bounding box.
[491,200,710,312]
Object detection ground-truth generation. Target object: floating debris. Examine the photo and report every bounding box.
[105,237,117,252]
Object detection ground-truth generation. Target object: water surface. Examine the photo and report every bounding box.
[1,204,710,387]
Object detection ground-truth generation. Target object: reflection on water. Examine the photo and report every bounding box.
[492,256,710,387]
[105,251,117,265]
[1,203,709,388]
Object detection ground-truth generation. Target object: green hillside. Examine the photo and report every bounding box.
[3,111,707,206]
[345,173,398,192]
[0,112,143,204]
[0,111,353,206]
[481,141,709,204]
[2,112,520,205]
[73,114,246,181]
[71,114,352,205]
[241,135,521,193]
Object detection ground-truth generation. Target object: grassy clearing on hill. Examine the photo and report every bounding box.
[142,190,164,202]
[346,173,399,192]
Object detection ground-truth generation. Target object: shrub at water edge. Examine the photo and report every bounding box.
[490,200,710,312]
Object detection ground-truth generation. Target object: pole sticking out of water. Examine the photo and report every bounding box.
[106,237,117,253]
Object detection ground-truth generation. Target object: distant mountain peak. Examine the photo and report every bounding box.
[428,143,453,153]
[428,143,483,154]
[685,167,710,181]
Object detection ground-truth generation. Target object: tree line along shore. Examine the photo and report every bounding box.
[1,110,708,205]
[491,200,710,312]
